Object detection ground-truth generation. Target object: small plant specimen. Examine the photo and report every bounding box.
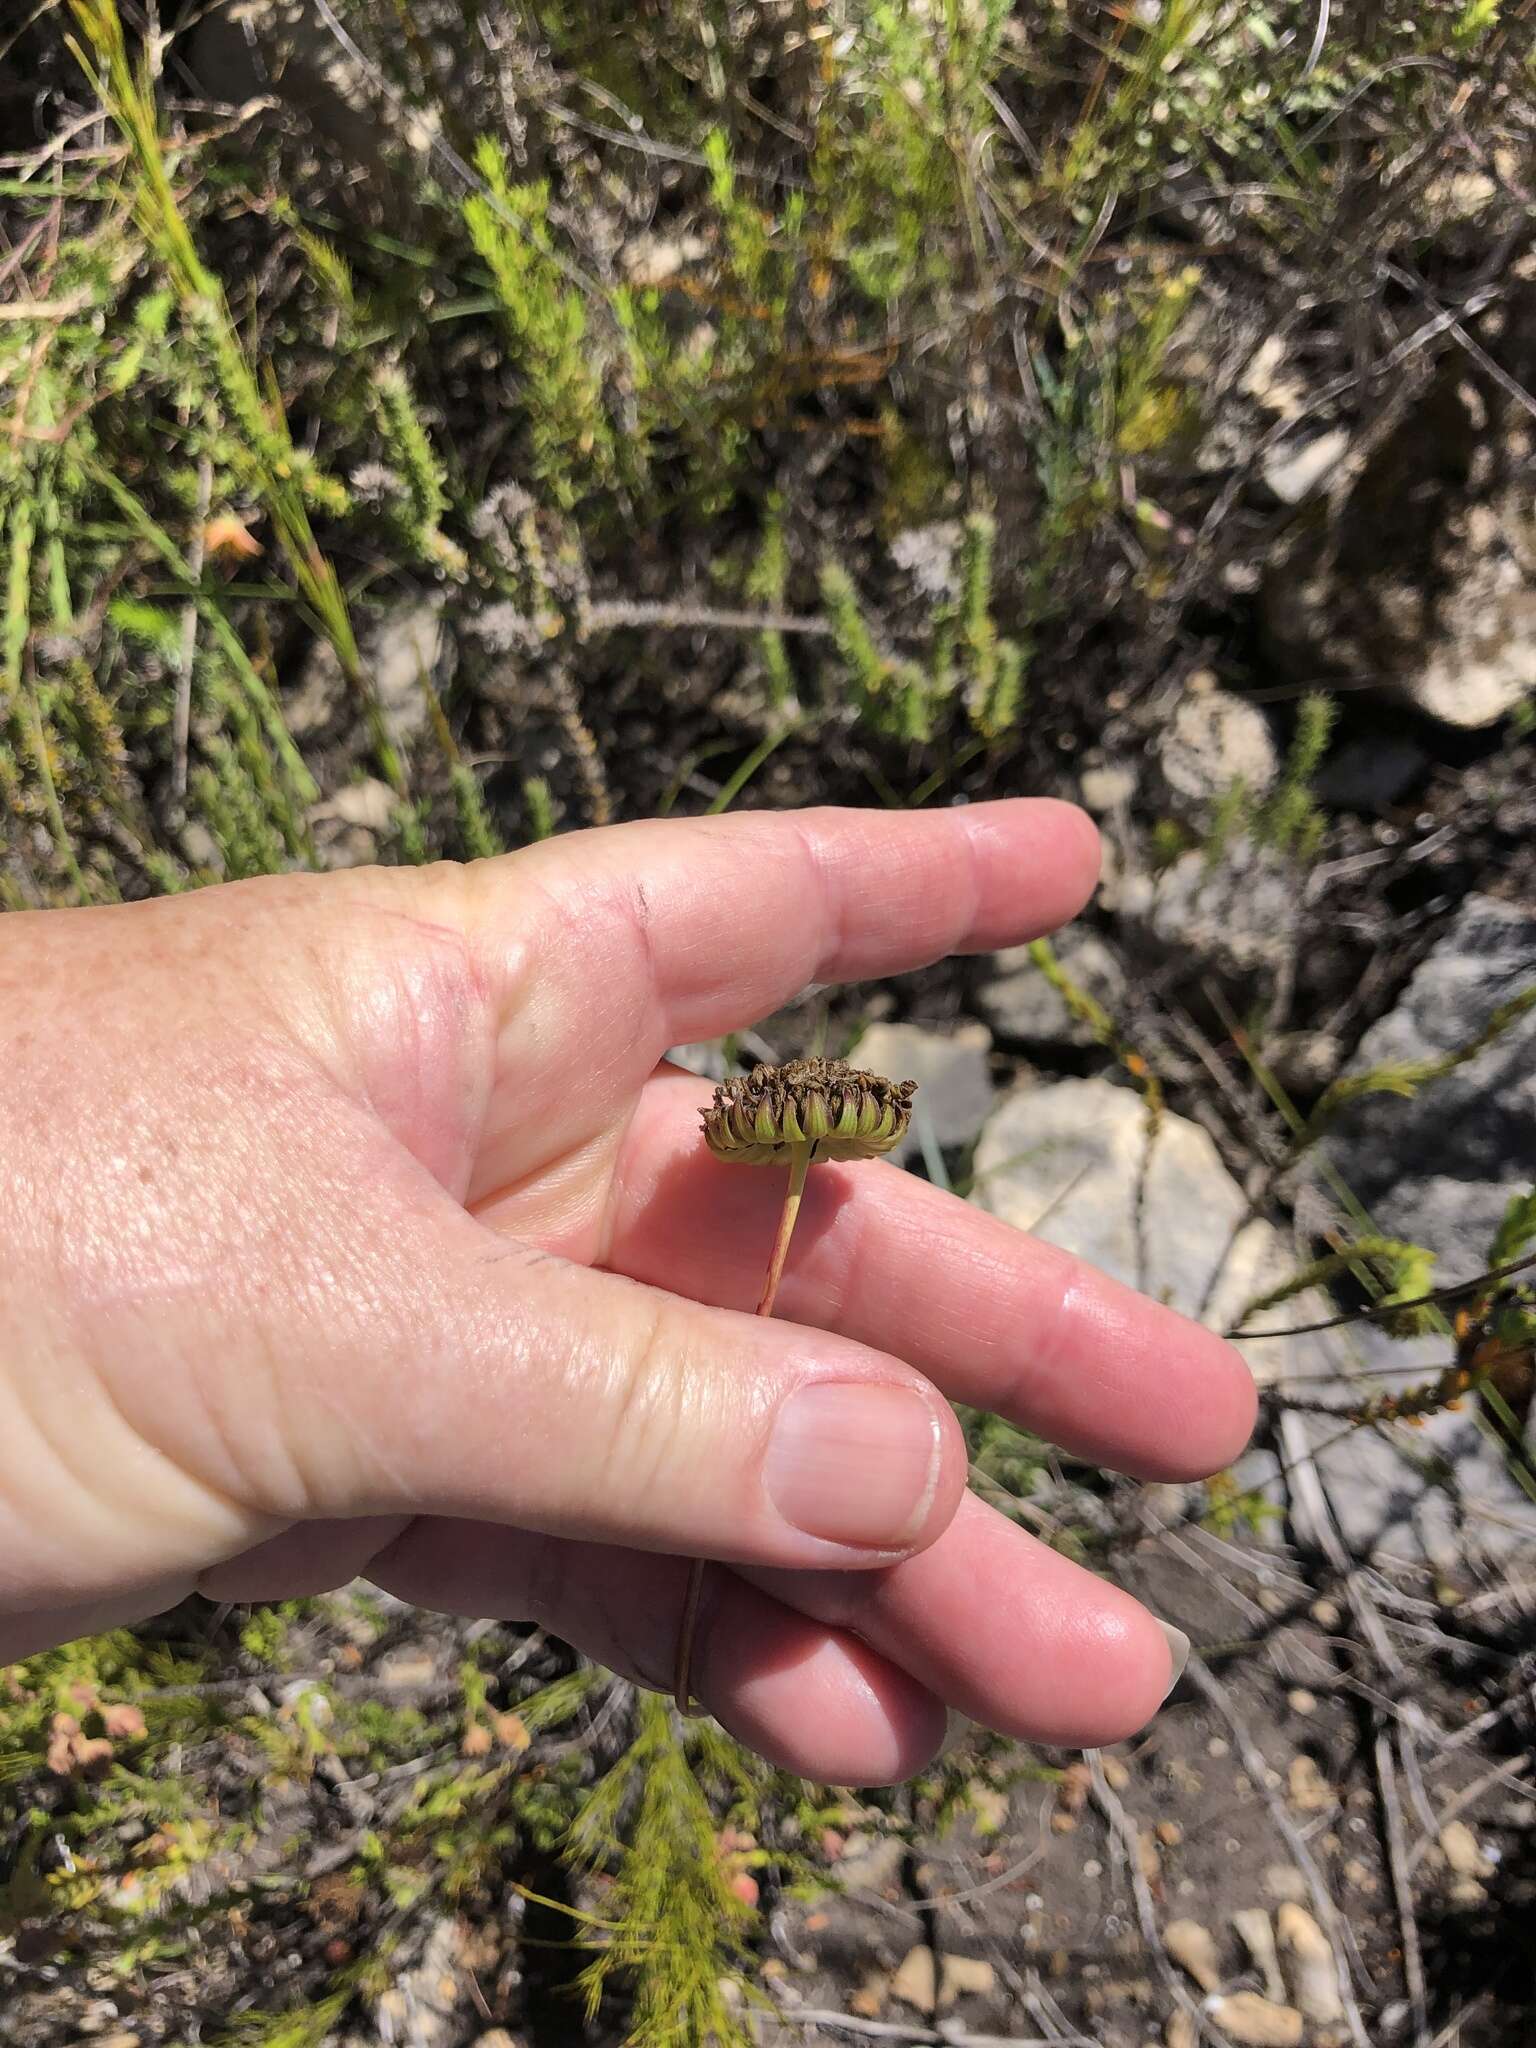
[673,1059,917,1708]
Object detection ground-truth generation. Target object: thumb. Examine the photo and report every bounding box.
[286,1208,969,1569]
[4,1172,967,1621]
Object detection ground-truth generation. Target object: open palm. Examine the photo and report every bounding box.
[0,802,1253,1782]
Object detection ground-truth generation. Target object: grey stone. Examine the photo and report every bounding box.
[970,1077,1298,1386]
[1159,685,1279,812]
[288,598,445,746]
[889,522,962,601]
[976,927,1126,1048]
[1262,367,1536,729]
[1261,427,1349,504]
[855,1022,994,1164]
[1119,838,1297,977]
[314,777,397,833]
[370,598,446,747]
[1283,1320,1536,1567]
[1319,894,1536,1282]
[1078,761,1138,812]
[374,1915,469,2047]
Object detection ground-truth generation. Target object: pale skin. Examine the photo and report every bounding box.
[0,800,1255,1784]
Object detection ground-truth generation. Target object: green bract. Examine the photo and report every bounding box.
[701,1058,917,1166]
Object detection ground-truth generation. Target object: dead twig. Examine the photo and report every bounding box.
[172,450,213,806]
[1408,1753,1534,1873]
[1085,1749,1232,2048]
[1376,1727,1430,2046]
[764,2002,1090,2046]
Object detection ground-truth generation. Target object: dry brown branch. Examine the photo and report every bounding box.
[1376,1727,1430,2046]
[765,2008,1090,2047]
[172,450,213,805]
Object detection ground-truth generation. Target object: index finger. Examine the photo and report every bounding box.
[471,798,1101,1053]
[459,799,1101,1211]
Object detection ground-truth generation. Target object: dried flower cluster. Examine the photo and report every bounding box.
[701,1057,916,1166]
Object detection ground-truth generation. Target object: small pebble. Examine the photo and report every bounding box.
[1165,1918,1222,1994]
[1287,1689,1318,1716]
[1207,1990,1305,2046]
[1440,1821,1493,1879]
[1287,1755,1335,1813]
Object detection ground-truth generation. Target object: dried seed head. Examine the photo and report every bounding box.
[701,1057,917,1166]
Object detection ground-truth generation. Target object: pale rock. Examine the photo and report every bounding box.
[314,777,397,832]
[375,1648,437,1690]
[1287,1755,1335,1814]
[286,598,445,745]
[1230,1908,1284,2004]
[1166,2014,1199,2048]
[1263,1864,1309,1905]
[1320,896,1536,1283]
[1079,761,1138,812]
[1239,335,1306,420]
[621,233,709,286]
[834,1833,907,1895]
[976,926,1126,1048]
[855,1021,993,1163]
[1276,1903,1343,2024]
[1118,838,1298,978]
[178,821,223,873]
[1207,1991,1305,2046]
[1159,688,1278,811]
[1164,1918,1223,1994]
[891,1944,938,2015]
[370,598,445,746]
[374,1916,469,2047]
[966,1781,1010,1835]
[1439,1820,1494,1879]
[938,1955,995,2007]
[1299,895,1536,1566]
[890,522,963,601]
[971,1078,1308,1387]
[667,1041,729,1082]
[1262,428,1349,504]
[1261,374,1536,729]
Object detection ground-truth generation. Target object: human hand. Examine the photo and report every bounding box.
[0,802,1253,1782]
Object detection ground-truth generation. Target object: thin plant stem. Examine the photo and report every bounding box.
[674,1143,815,1711]
[756,1144,812,1313]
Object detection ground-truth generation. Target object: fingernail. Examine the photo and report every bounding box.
[1158,1620,1191,1701]
[766,1382,941,1548]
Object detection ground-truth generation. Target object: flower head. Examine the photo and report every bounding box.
[701,1057,917,1166]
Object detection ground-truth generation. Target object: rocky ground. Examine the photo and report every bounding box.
[4,3,1536,2044]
